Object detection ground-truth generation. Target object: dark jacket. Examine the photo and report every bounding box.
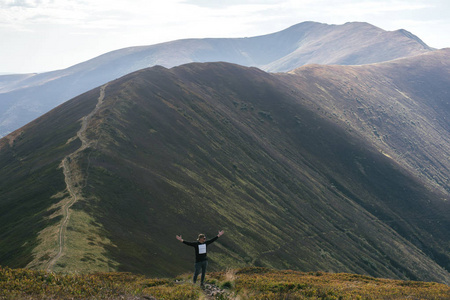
[183,236,219,262]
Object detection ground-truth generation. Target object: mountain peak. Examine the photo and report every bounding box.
[395,28,431,49]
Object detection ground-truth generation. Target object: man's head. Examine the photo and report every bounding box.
[197,234,206,243]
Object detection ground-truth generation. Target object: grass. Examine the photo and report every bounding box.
[1,266,449,299]
[229,267,450,299]
[53,209,119,273]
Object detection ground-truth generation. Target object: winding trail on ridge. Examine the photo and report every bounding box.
[46,84,107,271]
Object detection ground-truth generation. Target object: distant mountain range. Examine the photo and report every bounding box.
[0,21,433,138]
[1,49,448,284]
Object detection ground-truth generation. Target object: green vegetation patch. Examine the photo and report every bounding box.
[0,265,194,299]
[1,266,449,299]
[0,266,142,299]
[231,267,450,299]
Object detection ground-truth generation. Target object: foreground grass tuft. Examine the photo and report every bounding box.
[1,265,449,299]
[0,265,144,299]
[227,267,450,299]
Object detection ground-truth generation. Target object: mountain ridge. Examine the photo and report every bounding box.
[1,50,449,284]
[284,48,450,195]
[0,21,434,138]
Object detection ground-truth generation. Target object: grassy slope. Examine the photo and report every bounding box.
[1,265,449,299]
[280,48,450,274]
[65,62,449,282]
[0,55,449,284]
[0,88,99,268]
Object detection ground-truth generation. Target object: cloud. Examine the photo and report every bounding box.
[182,0,282,9]
[1,0,85,29]
[0,0,133,29]
[0,0,217,33]
[2,0,39,8]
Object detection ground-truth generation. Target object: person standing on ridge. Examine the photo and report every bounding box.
[176,230,224,286]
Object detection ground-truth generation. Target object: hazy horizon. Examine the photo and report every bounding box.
[1,0,449,74]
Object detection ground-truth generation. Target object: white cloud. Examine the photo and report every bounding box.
[0,0,278,32]
[0,0,88,29]
[2,0,40,8]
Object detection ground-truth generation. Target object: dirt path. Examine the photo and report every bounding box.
[201,284,230,299]
[46,84,107,271]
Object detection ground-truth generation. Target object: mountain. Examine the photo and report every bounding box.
[281,49,450,197]
[0,49,449,284]
[0,21,433,138]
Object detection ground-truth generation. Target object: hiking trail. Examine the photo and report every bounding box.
[46,84,107,271]
[201,283,230,299]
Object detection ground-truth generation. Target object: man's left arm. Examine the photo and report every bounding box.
[206,230,224,244]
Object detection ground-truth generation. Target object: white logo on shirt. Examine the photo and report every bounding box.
[199,244,206,254]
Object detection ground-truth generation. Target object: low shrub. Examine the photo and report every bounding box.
[1,265,449,299]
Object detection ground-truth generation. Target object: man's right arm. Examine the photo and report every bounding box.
[182,240,197,246]
[177,235,196,246]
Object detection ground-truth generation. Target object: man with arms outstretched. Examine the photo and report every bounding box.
[176,230,224,286]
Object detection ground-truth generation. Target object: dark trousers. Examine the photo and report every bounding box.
[193,260,208,285]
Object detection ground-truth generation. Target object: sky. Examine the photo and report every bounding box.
[1,0,449,74]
